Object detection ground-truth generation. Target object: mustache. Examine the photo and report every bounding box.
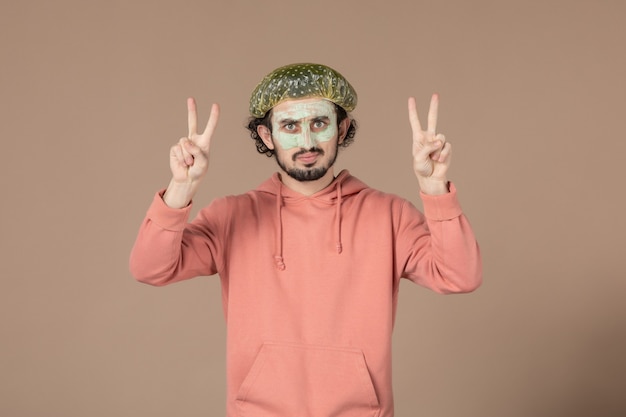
[292,147,324,161]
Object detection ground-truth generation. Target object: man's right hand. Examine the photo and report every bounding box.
[163,98,220,208]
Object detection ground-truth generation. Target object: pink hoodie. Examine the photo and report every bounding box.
[130,170,482,417]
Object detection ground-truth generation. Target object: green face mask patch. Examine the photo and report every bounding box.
[271,99,338,150]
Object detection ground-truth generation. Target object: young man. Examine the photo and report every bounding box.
[130,63,482,417]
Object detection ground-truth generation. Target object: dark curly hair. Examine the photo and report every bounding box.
[245,104,357,157]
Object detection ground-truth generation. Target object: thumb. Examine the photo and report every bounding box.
[415,138,443,160]
[183,138,210,170]
[183,138,203,157]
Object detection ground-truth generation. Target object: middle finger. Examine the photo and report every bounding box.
[187,97,198,138]
[427,93,439,135]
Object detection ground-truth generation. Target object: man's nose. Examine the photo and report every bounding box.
[300,125,315,148]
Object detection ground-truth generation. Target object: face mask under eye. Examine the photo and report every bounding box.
[271,100,339,148]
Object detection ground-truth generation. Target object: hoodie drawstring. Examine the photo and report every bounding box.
[274,183,286,270]
[335,181,343,254]
[273,176,345,271]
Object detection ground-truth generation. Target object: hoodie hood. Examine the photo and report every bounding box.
[255,169,368,270]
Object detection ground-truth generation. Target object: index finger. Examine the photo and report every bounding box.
[427,93,439,134]
[407,97,423,133]
[187,97,198,137]
[200,103,220,141]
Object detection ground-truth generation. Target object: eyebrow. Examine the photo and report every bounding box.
[276,115,331,126]
[278,118,300,125]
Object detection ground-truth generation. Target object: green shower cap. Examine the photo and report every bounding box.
[249,63,358,118]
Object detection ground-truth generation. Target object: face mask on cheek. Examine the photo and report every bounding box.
[271,100,338,150]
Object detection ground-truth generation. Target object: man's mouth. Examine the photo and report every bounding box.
[293,148,324,164]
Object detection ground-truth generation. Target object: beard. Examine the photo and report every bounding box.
[274,145,338,182]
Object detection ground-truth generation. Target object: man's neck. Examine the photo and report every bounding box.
[278,168,336,196]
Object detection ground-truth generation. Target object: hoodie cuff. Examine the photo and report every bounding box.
[145,189,193,231]
[420,182,463,221]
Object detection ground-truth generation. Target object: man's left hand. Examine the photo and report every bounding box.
[408,94,451,195]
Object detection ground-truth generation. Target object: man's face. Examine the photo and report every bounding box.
[261,98,345,182]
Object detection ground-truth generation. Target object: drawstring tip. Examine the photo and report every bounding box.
[336,243,343,254]
[274,256,286,271]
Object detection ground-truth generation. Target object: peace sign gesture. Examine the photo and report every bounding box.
[408,94,451,194]
[163,98,219,208]
[169,98,220,183]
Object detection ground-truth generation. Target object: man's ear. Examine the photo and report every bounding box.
[337,117,351,145]
[257,125,275,150]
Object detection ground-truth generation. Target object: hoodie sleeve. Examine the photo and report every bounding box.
[397,183,482,294]
[129,190,226,286]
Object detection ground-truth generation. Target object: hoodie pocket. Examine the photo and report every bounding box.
[236,342,381,417]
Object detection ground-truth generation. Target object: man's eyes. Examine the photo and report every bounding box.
[281,119,328,131]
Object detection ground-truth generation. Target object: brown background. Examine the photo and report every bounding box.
[1,1,625,416]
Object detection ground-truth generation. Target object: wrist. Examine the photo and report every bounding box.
[163,178,201,208]
[417,177,449,195]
